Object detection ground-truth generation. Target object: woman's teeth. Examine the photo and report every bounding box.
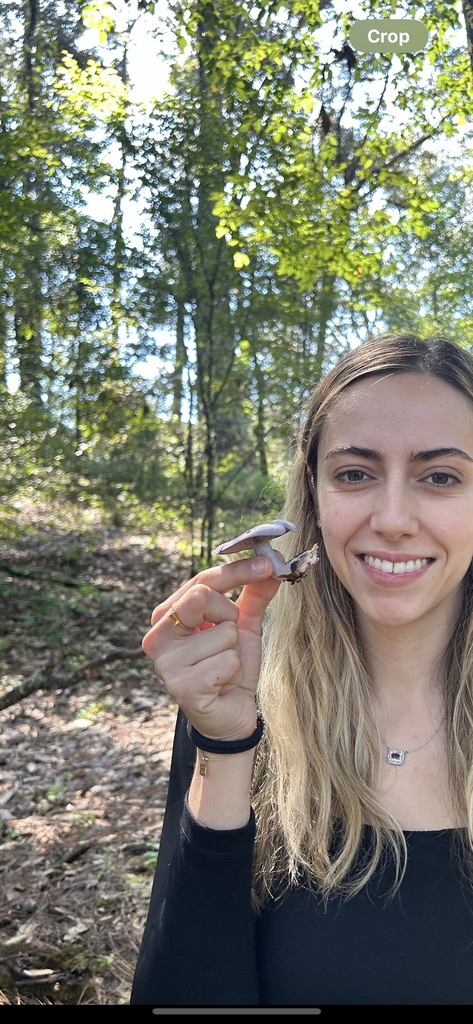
[362,555,430,574]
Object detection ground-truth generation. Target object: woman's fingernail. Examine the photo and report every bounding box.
[252,557,270,574]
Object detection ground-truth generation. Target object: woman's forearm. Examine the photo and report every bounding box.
[188,747,255,829]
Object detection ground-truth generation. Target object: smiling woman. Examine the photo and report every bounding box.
[313,373,473,637]
[131,332,473,1007]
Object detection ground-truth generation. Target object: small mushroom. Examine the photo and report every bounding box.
[214,519,318,584]
[281,544,319,584]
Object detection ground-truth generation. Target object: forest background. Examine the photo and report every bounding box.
[1,0,473,1006]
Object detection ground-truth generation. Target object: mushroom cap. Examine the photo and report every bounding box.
[214,519,297,555]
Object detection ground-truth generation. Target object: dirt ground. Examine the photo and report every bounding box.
[0,500,190,1005]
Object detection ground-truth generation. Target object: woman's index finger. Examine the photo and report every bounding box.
[149,555,275,626]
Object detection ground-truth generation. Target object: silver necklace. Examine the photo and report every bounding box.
[384,716,446,765]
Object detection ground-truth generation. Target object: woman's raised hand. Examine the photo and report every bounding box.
[142,555,281,742]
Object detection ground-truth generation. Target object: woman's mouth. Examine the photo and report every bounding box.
[361,555,433,575]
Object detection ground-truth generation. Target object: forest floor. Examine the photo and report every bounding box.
[0,497,191,1005]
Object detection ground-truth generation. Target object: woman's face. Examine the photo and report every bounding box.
[315,372,473,635]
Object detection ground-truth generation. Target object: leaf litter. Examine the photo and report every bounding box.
[0,502,187,1004]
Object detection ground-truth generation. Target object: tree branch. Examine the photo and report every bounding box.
[0,647,145,712]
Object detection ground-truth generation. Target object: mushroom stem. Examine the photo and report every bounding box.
[254,540,291,578]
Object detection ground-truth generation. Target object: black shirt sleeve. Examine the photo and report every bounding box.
[130,708,260,1006]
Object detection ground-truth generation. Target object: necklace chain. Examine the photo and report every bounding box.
[383,715,446,766]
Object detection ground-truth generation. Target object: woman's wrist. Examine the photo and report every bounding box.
[187,713,264,756]
[188,746,256,829]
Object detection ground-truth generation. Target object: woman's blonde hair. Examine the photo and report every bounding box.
[252,332,473,903]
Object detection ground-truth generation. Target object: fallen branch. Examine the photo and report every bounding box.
[0,560,113,590]
[0,647,145,712]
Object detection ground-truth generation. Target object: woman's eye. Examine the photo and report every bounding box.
[335,469,370,484]
[425,472,459,488]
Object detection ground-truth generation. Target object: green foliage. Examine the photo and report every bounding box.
[364,151,473,343]
[1,0,473,558]
[46,773,73,804]
[0,387,71,496]
[179,0,473,297]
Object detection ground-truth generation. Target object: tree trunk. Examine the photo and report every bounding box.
[0,286,8,388]
[171,297,187,420]
[14,293,43,403]
[462,0,473,80]
[252,353,268,475]
[201,414,217,565]
[111,42,129,358]
[314,272,337,376]
[15,0,43,403]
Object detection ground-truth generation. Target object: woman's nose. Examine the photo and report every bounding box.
[369,482,419,540]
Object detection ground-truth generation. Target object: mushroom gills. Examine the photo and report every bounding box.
[276,543,319,584]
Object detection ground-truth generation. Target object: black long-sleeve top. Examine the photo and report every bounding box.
[130,709,473,1006]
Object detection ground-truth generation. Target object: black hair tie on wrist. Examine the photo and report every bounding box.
[187,713,264,754]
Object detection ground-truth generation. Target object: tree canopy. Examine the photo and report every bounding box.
[2,0,473,561]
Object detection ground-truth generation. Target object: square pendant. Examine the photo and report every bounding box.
[387,748,405,765]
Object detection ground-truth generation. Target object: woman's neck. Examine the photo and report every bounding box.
[359,618,458,830]
[356,586,461,706]
[358,616,448,709]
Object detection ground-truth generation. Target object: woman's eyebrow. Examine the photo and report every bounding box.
[410,447,473,463]
[324,446,382,462]
[324,445,473,463]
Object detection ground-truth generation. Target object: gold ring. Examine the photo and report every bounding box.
[168,606,191,629]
